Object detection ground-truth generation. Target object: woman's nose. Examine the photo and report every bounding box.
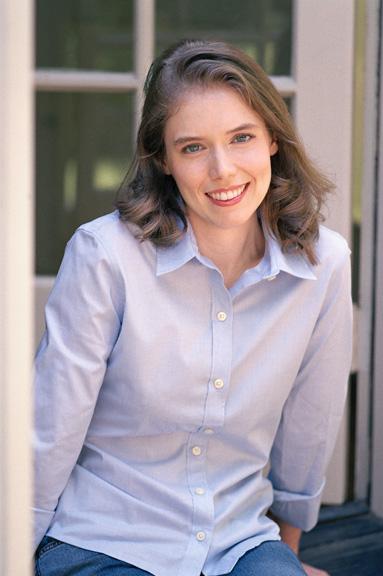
[208,148,236,180]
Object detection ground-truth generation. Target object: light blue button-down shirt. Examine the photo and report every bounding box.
[33,211,352,576]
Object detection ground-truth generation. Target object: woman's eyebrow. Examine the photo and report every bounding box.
[226,122,259,134]
[173,123,260,145]
[174,135,201,146]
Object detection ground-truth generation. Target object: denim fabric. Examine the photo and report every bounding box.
[35,537,306,576]
[35,536,154,576]
[227,541,307,575]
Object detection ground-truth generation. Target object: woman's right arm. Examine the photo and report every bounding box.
[33,227,123,551]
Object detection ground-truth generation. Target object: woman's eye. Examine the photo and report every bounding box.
[182,143,202,154]
[233,133,253,143]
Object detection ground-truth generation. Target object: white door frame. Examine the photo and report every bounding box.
[294,0,355,504]
[0,0,34,573]
[355,0,380,504]
[371,0,383,518]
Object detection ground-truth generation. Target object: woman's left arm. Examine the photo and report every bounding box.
[268,245,353,547]
[271,515,329,575]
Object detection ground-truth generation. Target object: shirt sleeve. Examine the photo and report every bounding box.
[33,228,123,551]
[268,249,353,531]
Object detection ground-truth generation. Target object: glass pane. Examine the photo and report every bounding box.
[36,0,134,71]
[36,92,134,275]
[156,0,292,76]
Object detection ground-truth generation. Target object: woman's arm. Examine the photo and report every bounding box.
[33,227,123,551]
[267,239,352,576]
[268,246,352,532]
[271,515,329,575]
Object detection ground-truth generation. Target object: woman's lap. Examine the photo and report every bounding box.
[34,537,154,576]
[225,541,307,575]
[35,536,306,576]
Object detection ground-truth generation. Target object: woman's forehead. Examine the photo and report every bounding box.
[165,84,266,132]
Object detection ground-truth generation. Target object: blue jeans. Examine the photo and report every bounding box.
[35,536,307,575]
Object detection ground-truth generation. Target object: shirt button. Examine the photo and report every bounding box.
[204,428,214,435]
[192,446,202,456]
[196,531,206,541]
[217,311,227,321]
[214,378,224,390]
[267,275,277,281]
[195,487,205,495]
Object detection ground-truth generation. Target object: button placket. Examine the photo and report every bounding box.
[180,277,233,575]
[201,279,233,430]
[183,431,213,574]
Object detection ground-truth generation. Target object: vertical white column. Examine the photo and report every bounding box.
[371,1,383,519]
[356,0,380,503]
[293,0,354,243]
[293,0,355,504]
[0,0,34,573]
[134,0,155,132]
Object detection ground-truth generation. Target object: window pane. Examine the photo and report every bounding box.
[36,0,134,71]
[36,92,134,274]
[156,0,292,76]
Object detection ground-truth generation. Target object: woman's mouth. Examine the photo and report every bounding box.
[206,183,248,206]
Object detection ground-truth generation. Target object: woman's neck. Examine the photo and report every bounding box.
[188,213,265,288]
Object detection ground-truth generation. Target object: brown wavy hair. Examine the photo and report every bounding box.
[116,39,333,264]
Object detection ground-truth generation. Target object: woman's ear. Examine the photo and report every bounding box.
[154,155,171,175]
[270,140,278,156]
[158,155,171,175]
[162,159,171,175]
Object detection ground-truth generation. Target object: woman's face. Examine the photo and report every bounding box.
[163,85,278,239]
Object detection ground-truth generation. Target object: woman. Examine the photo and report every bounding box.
[33,40,352,576]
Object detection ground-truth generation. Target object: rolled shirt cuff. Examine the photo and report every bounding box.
[270,480,326,531]
[32,506,56,553]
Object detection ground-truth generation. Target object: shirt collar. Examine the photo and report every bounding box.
[156,222,198,276]
[265,228,317,280]
[156,219,317,281]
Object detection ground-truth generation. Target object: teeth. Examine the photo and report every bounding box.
[208,185,245,201]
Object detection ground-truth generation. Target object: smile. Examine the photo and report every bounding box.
[207,184,247,201]
[206,183,248,206]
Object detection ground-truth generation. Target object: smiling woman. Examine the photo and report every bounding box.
[33,39,352,576]
[117,40,332,268]
[161,86,278,284]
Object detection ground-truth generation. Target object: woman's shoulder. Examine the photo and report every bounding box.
[70,211,144,255]
[67,211,156,279]
[315,225,351,270]
[76,210,133,241]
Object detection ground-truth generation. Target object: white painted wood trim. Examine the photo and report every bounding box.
[0,0,34,572]
[293,0,354,243]
[270,76,296,97]
[134,0,155,131]
[355,0,380,503]
[294,0,355,504]
[371,0,383,519]
[34,71,296,97]
[35,70,138,92]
